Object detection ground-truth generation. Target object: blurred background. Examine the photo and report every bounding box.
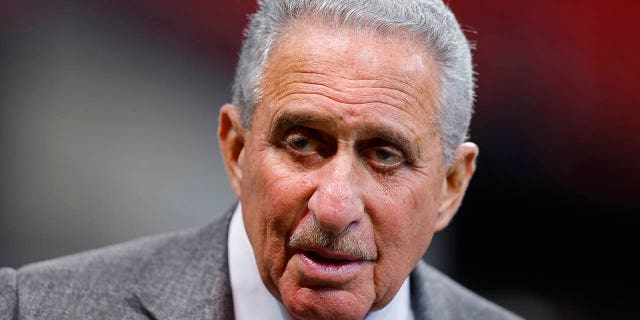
[1,0,638,319]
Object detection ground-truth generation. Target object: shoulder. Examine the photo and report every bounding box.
[12,213,231,319]
[1,267,17,319]
[410,262,522,320]
[18,225,199,285]
[15,228,200,318]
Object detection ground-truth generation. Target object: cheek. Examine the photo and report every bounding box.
[242,151,290,243]
[373,189,438,259]
[372,171,442,241]
[243,149,313,222]
[368,172,442,302]
[240,145,315,280]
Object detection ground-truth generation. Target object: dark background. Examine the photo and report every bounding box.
[2,1,638,319]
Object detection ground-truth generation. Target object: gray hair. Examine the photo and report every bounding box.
[231,0,475,166]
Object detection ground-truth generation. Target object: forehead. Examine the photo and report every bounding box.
[258,18,442,137]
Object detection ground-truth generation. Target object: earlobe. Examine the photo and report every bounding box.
[435,142,479,231]
[218,104,246,198]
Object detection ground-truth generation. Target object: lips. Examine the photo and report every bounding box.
[291,246,372,285]
[303,242,366,260]
[300,248,364,269]
[304,250,359,265]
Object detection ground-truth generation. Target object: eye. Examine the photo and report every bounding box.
[365,145,405,169]
[284,128,322,155]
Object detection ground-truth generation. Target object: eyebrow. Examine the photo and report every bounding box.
[270,111,337,136]
[270,110,423,162]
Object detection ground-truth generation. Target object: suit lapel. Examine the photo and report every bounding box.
[410,261,431,320]
[133,208,235,320]
[412,261,452,320]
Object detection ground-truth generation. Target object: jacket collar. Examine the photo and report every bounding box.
[132,207,235,320]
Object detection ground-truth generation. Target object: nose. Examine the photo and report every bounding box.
[307,152,365,235]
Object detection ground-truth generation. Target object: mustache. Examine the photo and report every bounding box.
[288,218,376,261]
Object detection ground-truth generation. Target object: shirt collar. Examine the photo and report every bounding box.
[228,203,414,320]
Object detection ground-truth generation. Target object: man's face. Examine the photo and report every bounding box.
[221,20,469,320]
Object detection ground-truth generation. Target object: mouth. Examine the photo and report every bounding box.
[302,249,362,267]
[291,247,372,284]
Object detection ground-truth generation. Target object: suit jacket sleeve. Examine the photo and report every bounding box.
[0,268,17,320]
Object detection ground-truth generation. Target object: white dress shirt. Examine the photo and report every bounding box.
[228,203,414,320]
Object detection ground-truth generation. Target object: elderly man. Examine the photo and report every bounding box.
[1,0,520,319]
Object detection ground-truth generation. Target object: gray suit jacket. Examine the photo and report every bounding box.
[1,208,521,320]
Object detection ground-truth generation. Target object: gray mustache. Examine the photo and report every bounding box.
[288,219,376,261]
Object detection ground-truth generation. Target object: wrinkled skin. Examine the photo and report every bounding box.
[219,19,478,320]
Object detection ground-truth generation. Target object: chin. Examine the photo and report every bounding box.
[280,285,374,320]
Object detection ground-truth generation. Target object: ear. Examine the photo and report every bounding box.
[435,142,479,231]
[218,104,246,198]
